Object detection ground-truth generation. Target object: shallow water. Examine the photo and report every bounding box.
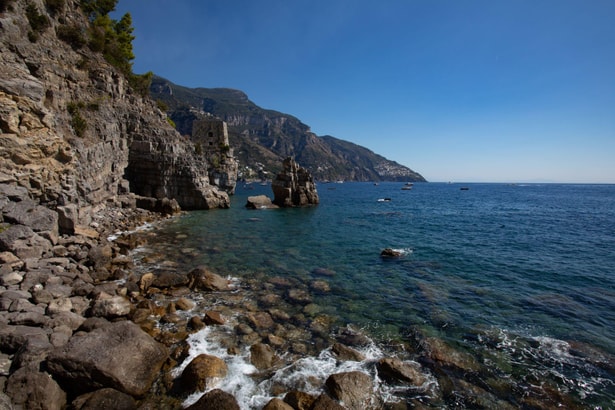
[140,182,615,408]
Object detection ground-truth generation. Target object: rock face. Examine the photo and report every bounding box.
[271,157,319,207]
[0,0,230,220]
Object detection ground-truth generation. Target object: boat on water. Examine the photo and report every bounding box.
[401,182,414,190]
[377,198,392,202]
[460,187,470,191]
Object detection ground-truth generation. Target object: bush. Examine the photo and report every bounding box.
[56,25,86,49]
[166,117,176,128]
[128,71,153,97]
[67,102,87,137]
[26,3,49,32]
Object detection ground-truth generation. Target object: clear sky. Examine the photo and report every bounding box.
[113,1,615,183]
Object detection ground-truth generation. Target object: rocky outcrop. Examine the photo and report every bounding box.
[245,194,278,209]
[0,0,229,223]
[271,157,319,207]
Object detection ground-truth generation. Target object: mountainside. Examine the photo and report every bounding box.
[150,76,426,182]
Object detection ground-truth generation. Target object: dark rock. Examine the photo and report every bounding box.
[271,157,319,207]
[185,389,240,410]
[421,337,480,373]
[5,366,66,410]
[2,199,58,234]
[188,266,230,291]
[331,343,366,362]
[0,324,50,354]
[284,390,316,410]
[247,311,275,330]
[71,388,137,410]
[325,371,374,409]
[380,248,403,257]
[135,196,181,215]
[203,310,225,326]
[245,195,278,209]
[47,321,168,397]
[151,271,190,289]
[376,357,427,386]
[178,354,228,395]
[310,393,345,410]
[89,294,132,319]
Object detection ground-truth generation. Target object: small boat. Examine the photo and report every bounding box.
[401,186,413,190]
[460,187,470,191]
[377,198,392,202]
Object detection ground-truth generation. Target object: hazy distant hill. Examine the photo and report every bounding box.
[150,76,426,182]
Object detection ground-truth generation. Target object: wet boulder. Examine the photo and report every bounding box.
[376,357,427,386]
[178,354,228,395]
[188,266,230,291]
[185,389,240,410]
[325,371,375,409]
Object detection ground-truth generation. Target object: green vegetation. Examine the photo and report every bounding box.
[166,117,176,128]
[67,100,100,137]
[56,25,87,49]
[67,102,87,137]
[26,2,50,42]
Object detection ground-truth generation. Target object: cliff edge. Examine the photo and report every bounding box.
[0,0,231,224]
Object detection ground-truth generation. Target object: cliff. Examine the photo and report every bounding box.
[0,0,232,223]
[150,76,427,183]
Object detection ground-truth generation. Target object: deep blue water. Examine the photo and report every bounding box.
[146,182,615,406]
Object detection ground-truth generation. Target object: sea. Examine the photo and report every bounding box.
[134,182,615,409]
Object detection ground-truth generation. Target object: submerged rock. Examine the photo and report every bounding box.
[325,371,375,409]
[380,248,403,257]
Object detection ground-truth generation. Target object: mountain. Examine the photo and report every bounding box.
[150,76,426,182]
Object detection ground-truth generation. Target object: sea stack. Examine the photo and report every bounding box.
[271,157,319,207]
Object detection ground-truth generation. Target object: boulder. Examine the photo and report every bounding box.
[178,354,228,394]
[331,343,366,362]
[263,397,294,410]
[250,343,277,370]
[376,357,427,386]
[325,371,374,409]
[283,391,316,410]
[203,311,225,326]
[89,294,132,319]
[71,388,137,410]
[185,389,240,410]
[2,199,58,234]
[245,195,278,209]
[46,321,168,397]
[151,271,190,289]
[310,394,345,410]
[271,157,319,207]
[188,266,230,291]
[5,366,66,410]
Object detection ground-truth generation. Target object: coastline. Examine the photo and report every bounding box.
[1,187,611,409]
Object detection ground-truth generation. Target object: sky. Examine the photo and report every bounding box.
[113,0,615,183]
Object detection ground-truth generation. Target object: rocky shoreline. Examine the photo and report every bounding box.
[0,181,435,409]
[1,182,604,409]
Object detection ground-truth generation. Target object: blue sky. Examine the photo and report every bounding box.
[114,1,615,183]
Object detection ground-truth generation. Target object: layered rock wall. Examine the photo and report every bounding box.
[0,0,229,221]
[272,157,319,207]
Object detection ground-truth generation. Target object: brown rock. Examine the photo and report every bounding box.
[271,157,319,207]
[71,388,137,410]
[310,393,345,410]
[377,357,427,386]
[185,389,239,410]
[175,297,195,311]
[263,397,294,410]
[250,343,277,370]
[47,321,168,397]
[247,311,275,329]
[284,390,316,410]
[245,195,279,209]
[325,371,374,409]
[204,310,225,326]
[5,367,66,410]
[188,266,230,291]
[331,343,366,362]
[179,354,228,394]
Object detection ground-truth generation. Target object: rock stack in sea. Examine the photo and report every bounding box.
[271,157,319,207]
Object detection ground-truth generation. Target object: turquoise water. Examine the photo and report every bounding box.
[147,182,615,406]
